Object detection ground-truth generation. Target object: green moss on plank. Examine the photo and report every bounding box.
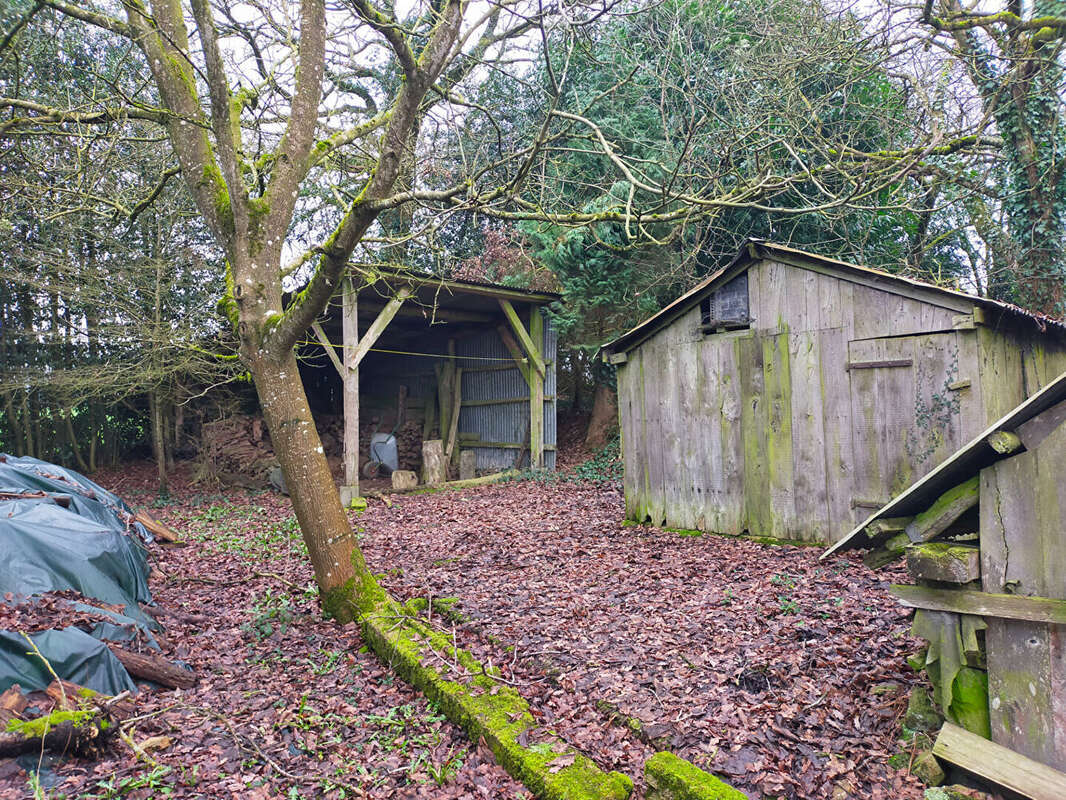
[644,752,746,800]
[359,577,632,800]
[949,667,991,739]
[910,477,979,536]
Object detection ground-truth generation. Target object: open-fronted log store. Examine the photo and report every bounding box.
[828,371,1066,798]
[601,240,1066,544]
[299,266,558,501]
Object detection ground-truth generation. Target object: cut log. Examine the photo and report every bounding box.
[905,476,980,543]
[108,645,197,689]
[906,543,981,584]
[986,430,1023,455]
[135,509,182,543]
[421,439,446,486]
[933,721,1066,800]
[391,470,418,490]
[866,517,913,536]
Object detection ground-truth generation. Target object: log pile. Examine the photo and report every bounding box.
[316,415,424,473]
[195,413,425,486]
[196,415,278,487]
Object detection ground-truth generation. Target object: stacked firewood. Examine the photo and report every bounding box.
[196,415,277,487]
[195,413,424,484]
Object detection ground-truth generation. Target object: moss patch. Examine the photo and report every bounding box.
[357,576,632,800]
[644,752,746,800]
[5,708,102,737]
[664,527,822,548]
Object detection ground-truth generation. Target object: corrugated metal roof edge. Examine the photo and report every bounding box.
[822,368,1066,559]
[599,239,1066,357]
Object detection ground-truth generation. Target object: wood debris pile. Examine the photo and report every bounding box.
[196,415,278,487]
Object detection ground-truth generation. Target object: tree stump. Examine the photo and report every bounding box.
[421,440,446,486]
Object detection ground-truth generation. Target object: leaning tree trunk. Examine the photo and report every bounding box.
[248,351,372,622]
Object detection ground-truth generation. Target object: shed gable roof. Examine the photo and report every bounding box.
[823,369,1066,558]
[601,240,1066,356]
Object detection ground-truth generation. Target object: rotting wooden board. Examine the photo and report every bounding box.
[891,585,1066,625]
[981,419,1066,769]
[933,722,1066,800]
[905,476,979,543]
[789,331,829,542]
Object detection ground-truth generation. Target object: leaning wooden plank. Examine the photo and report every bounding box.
[905,476,979,542]
[134,509,181,543]
[906,542,980,584]
[891,585,1066,625]
[497,299,546,377]
[444,368,463,464]
[1017,397,1066,451]
[933,721,1066,800]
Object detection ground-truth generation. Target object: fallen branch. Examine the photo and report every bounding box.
[108,645,198,689]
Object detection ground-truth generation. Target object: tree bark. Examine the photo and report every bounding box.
[584,383,619,451]
[248,351,371,621]
[149,391,169,495]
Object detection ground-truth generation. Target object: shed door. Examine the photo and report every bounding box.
[848,332,964,518]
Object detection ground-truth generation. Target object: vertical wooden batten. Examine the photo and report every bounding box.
[341,277,360,506]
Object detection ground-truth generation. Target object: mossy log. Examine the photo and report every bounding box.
[0,708,114,758]
[986,430,1023,455]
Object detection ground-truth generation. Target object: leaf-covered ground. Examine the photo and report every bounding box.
[0,464,528,800]
[1,462,928,799]
[359,480,928,800]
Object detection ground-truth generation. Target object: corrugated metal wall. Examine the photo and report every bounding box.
[456,310,557,471]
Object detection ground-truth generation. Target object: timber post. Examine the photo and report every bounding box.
[529,307,544,469]
[340,276,360,507]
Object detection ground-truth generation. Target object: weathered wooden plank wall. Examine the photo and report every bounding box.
[980,420,1066,770]
[617,258,1066,543]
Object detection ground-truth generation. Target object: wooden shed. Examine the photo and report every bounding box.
[301,265,558,502]
[600,241,1066,544]
[826,371,1066,796]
